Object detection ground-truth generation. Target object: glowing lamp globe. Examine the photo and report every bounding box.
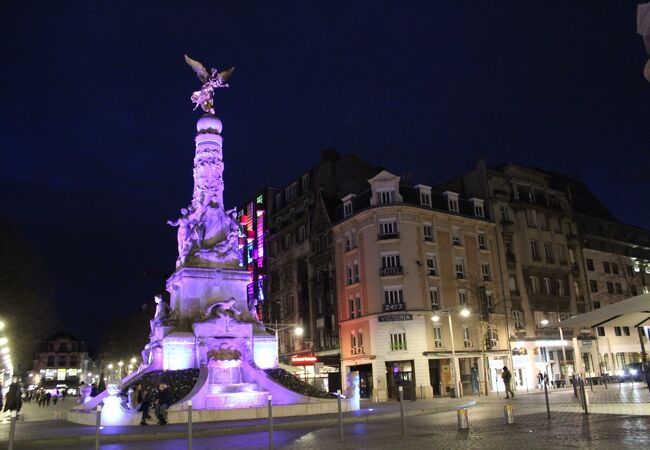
[196,114,222,133]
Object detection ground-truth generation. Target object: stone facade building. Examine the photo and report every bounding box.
[334,170,508,401]
[32,331,96,393]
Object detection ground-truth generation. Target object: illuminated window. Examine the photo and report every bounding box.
[390,332,407,351]
[478,234,487,250]
[463,326,472,348]
[433,327,443,348]
[426,254,437,276]
[512,310,524,329]
[429,287,440,310]
[423,224,433,241]
[452,226,462,246]
[458,289,467,305]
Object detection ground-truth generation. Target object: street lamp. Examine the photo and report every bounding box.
[431,307,472,398]
[0,321,5,331]
[0,337,7,345]
[130,357,137,364]
[294,327,304,337]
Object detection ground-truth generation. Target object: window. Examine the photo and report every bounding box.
[275,192,283,210]
[285,183,297,202]
[344,201,353,218]
[615,282,623,294]
[379,190,395,205]
[348,297,355,319]
[499,205,509,222]
[509,276,518,295]
[58,355,66,366]
[606,282,614,294]
[47,356,55,367]
[452,226,462,246]
[530,240,540,260]
[614,327,622,336]
[433,327,443,348]
[390,332,407,351]
[346,265,353,285]
[70,356,78,367]
[357,329,364,353]
[463,326,472,348]
[557,244,567,263]
[298,226,306,242]
[382,254,401,268]
[557,279,565,296]
[478,234,488,250]
[283,233,292,249]
[526,209,537,226]
[423,224,433,241]
[603,261,611,273]
[353,262,360,283]
[481,262,491,281]
[513,310,524,329]
[350,331,357,354]
[529,276,539,294]
[426,254,437,276]
[301,173,310,191]
[379,220,398,237]
[474,203,484,218]
[612,263,619,275]
[586,259,595,271]
[543,278,551,295]
[356,294,362,317]
[420,192,431,206]
[384,288,405,305]
[488,327,499,348]
[429,287,440,310]
[345,234,352,252]
[458,289,468,305]
[589,280,598,293]
[597,327,605,337]
[285,295,294,314]
[623,326,630,336]
[544,242,554,262]
[448,198,459,213]
[485,291,494,311]
[455,258,465,279]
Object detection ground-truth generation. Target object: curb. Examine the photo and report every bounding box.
[4,400,477,448]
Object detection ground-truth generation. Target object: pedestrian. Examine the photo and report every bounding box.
[90,383,98,397]
[543,373,549,389]
[45,391,52,406]
[538,372,544,389]
[502,366,515,399]
[155,383,172,425]
[3,380,23,414]
[37,390,44,407]
[62,389,67,402]
[138,385,153,426]
[53,391,59,406]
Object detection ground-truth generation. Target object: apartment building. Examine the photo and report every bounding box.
[334,170,508,401]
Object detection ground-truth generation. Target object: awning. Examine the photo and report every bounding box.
[548,293,650,329]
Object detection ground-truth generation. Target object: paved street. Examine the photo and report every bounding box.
[1,383,649,449]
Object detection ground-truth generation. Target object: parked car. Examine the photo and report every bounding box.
[617,362,644,382]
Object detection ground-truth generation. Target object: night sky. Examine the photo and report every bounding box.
[2,1,649,346]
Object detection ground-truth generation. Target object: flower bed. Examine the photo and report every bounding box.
[264,368,336,399]
[121,369,200,404]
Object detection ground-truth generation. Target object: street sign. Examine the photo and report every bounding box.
[290,355,317,366]
[379,314,413,322]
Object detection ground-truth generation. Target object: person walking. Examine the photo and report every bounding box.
[53,390,59,406]
[155,383,172,425]
[62,389,67,402]
[502,367,515,399]
[3,380,23,415]
[45,391,52,406]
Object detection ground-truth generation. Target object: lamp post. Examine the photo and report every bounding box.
[432,307,471,398]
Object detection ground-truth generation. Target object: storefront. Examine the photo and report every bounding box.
[385,360,415,400]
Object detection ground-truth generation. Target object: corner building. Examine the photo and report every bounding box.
[334,171,508,401]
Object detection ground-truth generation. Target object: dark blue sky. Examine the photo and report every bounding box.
[2,1,649,344]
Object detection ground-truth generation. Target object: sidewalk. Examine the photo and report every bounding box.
[0,397,475,448]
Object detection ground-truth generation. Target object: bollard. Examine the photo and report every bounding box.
[7,410,17,450]
[399,386,405,436]
[503,405,514,424]
[589,377,593,392]
[420,384,423,399]
[188,399,193,450]
[579,378,589,415]
[95,405,102,450]
[268,394,274,450]
[439,382,443,398]
[573,377,578,398]
[337,390,343,442]
[457,408,469,430]
[544,381,551,419]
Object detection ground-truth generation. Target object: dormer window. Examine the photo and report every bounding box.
[285,182,297,202]
[415,184,432,207]
[444,191,459,213]
[342,193,356,218]
[470,198,485,218]
[379,190,395,205]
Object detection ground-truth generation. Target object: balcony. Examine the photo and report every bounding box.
[424,236,434,242]
[379,266,403,277]
[428,269,438,277]
[384,302,406,312]
[456,273,465,279]
[378,232,400,241]
[452,240,462,247]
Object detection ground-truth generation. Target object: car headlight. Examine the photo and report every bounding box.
[630,369,638,375]
[617,370,625,376]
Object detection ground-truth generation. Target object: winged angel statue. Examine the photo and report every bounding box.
[184,55,235,114]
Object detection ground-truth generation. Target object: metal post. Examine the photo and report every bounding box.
[573,375,578,398]
[267,394,274,450]
[337,390,343,442]
[544,381,551,419]
[579,378,588,415]
[457,408,469,430]
[559,326,568,388]
[503,405,514,424]
[95,405,102,450]
[439,382,443,398]
[589,377,593,392]
[420,384,423,399]
[7,410,17,450]
[399,386,405,436]
[187,399,193,450]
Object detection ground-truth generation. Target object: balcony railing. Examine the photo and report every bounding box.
[379,266,403,277]
[384,302,405,312]
[378,232,400,240]
[456,273,465,279]
[428,269,438,277]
